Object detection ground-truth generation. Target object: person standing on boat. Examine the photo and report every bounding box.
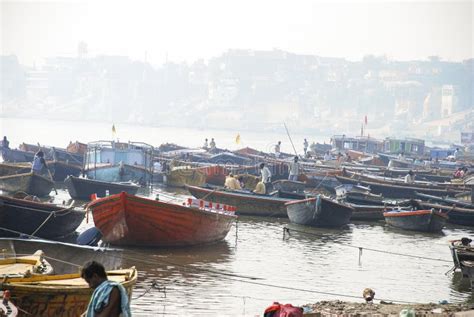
[288,156,300,181]
[404,170,415,184]
[303,139,308,156]
[454,148,460,161]
[1,136,9,149]
[274,141,281,158]
[81,261,131,317]
[209,138,216,152]
[31,150,48,176]
[259,163,272,194]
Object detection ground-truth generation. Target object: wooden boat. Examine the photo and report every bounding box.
[86,163,152,185]
[0,238,124,275]
[1,161,80,182]
[165,166,207,187]
[285,196,354,227]
[0,172,54,197]
[272,179,305,193]
[66,141,87,155]
[87,192,237,247]
[200,165,228,186]
[49,147,84,166]
[84,140,154,185]
[186,185,291,217]
[345,170,468,191]
[0,195,85,239]
[335,175,464,199]
[0,147,35,163]
[449,240,474,270]
[47,161,82,182]
[415,192,474,209]
[383,209,447,232]
[64,175,139,200]
[0,250,53,278]
[411,200,474,226]
[0,163,31,176]
[0,267,136,317]
[347,204,387,221]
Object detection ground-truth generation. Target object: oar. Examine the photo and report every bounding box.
[45,165,58,195]
[283,122,308,177]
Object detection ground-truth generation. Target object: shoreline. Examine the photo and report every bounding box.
[302,300,474,316]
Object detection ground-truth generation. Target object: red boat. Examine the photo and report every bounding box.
[87,192,237,247]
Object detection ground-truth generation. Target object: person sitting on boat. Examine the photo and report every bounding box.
[288,156,300,181]
[238,176,245,189]
[323,151,332,161]
[31,150,48,176]
[274,141,281,158]
[253,180,266,194]
[203,138,209,150]
[224,173,242,190]
[453,167,464,179]
[404,170,415,184]
[259,163,272,193]
[81,261,131,317]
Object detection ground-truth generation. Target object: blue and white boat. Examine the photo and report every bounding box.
[84,140,154,185]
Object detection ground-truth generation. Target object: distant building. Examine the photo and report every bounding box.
[441,85,457,118]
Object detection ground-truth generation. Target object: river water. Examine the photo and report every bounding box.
[1,117,474,316]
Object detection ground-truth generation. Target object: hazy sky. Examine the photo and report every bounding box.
[1,0,473,66]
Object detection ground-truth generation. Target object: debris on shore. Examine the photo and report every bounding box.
[302,300,474,316]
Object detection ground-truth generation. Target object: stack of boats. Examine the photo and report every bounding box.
[0,139,473,298]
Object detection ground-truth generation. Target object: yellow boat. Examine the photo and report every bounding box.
[0,267,137,317]
[0,250,53,278]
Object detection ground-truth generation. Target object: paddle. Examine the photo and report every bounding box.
[45,165,58,195]
[283,122,308,178]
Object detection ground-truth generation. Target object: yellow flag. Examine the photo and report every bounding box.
[112,124,116,134]
[235,133,241,145]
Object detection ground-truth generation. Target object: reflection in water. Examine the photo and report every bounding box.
[449,272,473,303]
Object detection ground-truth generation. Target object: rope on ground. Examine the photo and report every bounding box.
[132,280,165,300]
[42,255,82,268]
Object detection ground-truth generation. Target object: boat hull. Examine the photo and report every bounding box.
[0,195,85,239]
[88,192,236,247]
[0,172,54,197]
[285,196,353,227]
[48,161,82,182]
[272,180,305,192]
[0,268,136,317]
[0,147,35,163]
[383,210,447,232]
[187,185,289,217]
[86,164,151,184]
[64,175,139,200]
[336,176,463,199]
